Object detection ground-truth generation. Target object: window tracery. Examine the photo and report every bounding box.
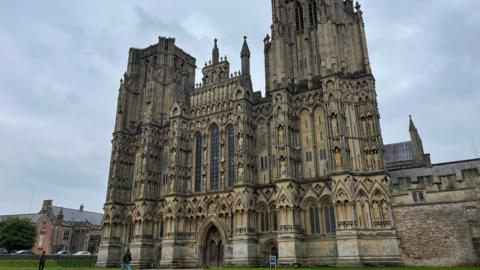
[195,134,203,192]
[210,125,220,190]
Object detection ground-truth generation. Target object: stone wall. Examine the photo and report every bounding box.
[393,202,478,266]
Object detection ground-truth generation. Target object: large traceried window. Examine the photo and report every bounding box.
[227,125,236,187]
[210,125,220,190]
[306,199,336,235]
[295,2,305,31]
[194,134,203,192]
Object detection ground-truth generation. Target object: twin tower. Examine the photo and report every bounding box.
[97,1,402,268]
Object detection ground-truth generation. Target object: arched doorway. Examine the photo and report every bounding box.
[263,240,278,266]
[201,225,224,267]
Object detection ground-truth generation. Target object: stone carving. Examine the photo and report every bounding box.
[334,148,342,170]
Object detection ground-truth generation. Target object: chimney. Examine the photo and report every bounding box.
[80,204,84,212]
[42,200,53,213]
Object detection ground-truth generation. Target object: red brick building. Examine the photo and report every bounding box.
[0,200,103,255]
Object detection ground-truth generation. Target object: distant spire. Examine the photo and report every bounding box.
[241,36,250,57]
[408,114,429,166]
[212,38,219,64]
[241,36,251,75]
[57,207,64,221]
[409,115,417,132]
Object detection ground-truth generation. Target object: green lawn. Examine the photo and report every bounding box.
[0,260,96,269]
[220,268,480,270]
[0,262,479,270]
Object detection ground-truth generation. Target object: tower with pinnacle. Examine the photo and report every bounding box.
[97,1,402,268]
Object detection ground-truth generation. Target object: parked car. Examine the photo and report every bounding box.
[56,250,70,255]
[15,250,34,255]
[73,251,91,256]
[0,248,8,254]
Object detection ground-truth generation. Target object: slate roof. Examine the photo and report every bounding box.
[52,206,103,226]
[384,141,413,163]
[0,213,43,223]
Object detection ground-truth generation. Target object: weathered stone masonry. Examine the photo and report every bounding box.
[96,0,480,268]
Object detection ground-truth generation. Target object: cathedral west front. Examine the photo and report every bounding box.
[97,0,480,268]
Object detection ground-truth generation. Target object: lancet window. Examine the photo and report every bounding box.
[210,125,220,190]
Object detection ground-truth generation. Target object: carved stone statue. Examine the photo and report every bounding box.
[334,148,342,170]
[280,156,287,176]
[237,163,244,180]
[238,134,244,148]
[169,179,175,193]
[331,115,339,136]
[202,176,207,192]
[278,126,285,145]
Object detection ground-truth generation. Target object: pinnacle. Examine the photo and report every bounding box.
[241,36,250,57]
[409,115,417,132]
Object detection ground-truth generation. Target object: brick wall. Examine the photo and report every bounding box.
[393,203,478,266]
[34,216,53,255]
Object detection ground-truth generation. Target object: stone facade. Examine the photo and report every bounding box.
[0,200,103,255]
[387,129,480,266]
[96,0,478,268]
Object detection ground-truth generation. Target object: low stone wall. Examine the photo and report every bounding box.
[393,202,478,266]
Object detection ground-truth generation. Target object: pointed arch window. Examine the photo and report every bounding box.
[308,0,318,26]
[271,206,279,231]
[259,208,270,232]
[323,200,336,234]
[295,2,305,31]
[194,134,203,192]
[227,125,236,187]
[210,125,220,190]
[308,203,321,234]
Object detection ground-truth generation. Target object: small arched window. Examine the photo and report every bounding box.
[308,0,318,26]
[295,2,305,31]
[210,124,220,190]
[194,134,203,192]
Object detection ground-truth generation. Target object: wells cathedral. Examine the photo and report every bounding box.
[97,0,480,268]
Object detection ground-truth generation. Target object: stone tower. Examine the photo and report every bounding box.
[262,0,400,266]
[97,1,402,268]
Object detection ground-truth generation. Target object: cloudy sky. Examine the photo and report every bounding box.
[0,0,478,215]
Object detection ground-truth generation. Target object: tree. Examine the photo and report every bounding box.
[0,217,36,251]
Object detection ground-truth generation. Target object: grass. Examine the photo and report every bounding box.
[220,268,480,270]
[0,260,96,269]
[214,268,478,270]
[0,262,478,270]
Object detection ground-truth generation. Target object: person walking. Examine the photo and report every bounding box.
[120,248,132,270]
[38,251,46,270]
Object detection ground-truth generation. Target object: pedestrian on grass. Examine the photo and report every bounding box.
[39,251,46,270]
[121,247,132,270]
